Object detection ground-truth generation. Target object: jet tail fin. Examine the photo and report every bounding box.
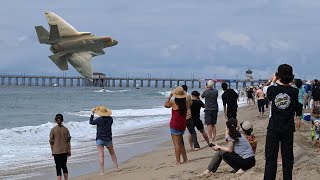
[49,54,69,70]
[35,26,49,44]
[49,25,60,41]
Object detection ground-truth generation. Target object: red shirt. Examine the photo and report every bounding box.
[170,109,187,131]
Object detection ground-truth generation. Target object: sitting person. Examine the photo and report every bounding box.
[198,118,255,176]
[240,121,257,153]
[311,108,320,150]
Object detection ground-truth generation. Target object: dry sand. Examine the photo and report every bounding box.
[74,106,320,180]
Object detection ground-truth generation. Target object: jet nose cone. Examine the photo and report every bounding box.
[112,40,118,46]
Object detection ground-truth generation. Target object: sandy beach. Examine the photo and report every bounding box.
[74,105,320,180]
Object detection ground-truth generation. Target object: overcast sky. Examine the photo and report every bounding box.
[1,0,320,80]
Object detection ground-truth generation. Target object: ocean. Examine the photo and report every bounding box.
[0,85,246,179]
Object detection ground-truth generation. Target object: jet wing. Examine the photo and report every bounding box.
[45,11,90,37]
[49,54,69,70]
[67,51,93,80]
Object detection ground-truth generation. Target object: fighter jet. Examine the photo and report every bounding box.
[35,11,118,80]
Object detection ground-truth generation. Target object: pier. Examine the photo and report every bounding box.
[0,75,267,89]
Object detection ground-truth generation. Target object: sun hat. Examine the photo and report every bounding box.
[172,86,187,98]
[93,105,112,116]
[306,80,311,85]
[206,80,214,88]
[240,121,253,131]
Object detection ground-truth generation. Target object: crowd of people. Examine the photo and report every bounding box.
[48,63,320,180]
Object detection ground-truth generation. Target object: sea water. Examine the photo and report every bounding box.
[0,85,246,178]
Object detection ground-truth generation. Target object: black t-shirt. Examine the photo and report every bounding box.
[267,85,300,132]
[222,89,238,111]
[191,99,204,119]
[247,89,254,98]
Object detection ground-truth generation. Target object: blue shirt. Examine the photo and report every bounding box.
[89,115,113,142]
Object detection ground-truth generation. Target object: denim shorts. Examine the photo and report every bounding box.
[96,139,113,147]
[170,128,184,135]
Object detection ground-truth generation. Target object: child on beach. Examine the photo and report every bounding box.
[49,114,71,180]
[198,118,255,176]
[311,108,320,150]
[165,86,188,165]
[190,90,210,147]
[240,121,257,153]
[264,64,302,180]
[90,105,119,175]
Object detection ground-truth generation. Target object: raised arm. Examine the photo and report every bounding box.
[164,92,174,108]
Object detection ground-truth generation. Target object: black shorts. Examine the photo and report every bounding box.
[296,102,303,116]
[193,117,204,131]
[227,109,237,119]
[205,110,218,125]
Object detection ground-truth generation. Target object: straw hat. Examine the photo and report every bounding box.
[240,121,253,131]
[172,86,187,98]
[93,105,112,116]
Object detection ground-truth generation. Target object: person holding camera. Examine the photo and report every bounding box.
[198,118,255,176]
[264,64,302,180]
[90,106,119,175]
[165,86,189,165]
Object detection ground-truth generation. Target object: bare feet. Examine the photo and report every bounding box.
[197,169,211,177]
[99,173,104,176]
[114,168,120,172]
[182,160,189,164]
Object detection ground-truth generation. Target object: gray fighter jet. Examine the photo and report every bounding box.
[35,11,118,80]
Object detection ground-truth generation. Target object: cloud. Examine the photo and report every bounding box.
[216,32,252,49]
[161,44,180,57]
[269,40,289,50]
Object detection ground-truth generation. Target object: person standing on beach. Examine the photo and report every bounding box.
[304,80,312,109]
[264,64,302,180]
[182,85,200,150]
[312,79,320,106]
[90,105,119,175]
[49,114,71,180]
[201,80,219,144]
[221,82,238,119]
[263,81,270,109]
[247,87,255,105]
[256,85,265,117]
[190,90,210,146]
[165,86,188,165]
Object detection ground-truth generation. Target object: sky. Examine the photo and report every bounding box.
[0,0,320,80]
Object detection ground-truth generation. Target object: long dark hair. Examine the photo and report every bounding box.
[55,114,64,126]
[226,118,241,142]
[175,98,187,116]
